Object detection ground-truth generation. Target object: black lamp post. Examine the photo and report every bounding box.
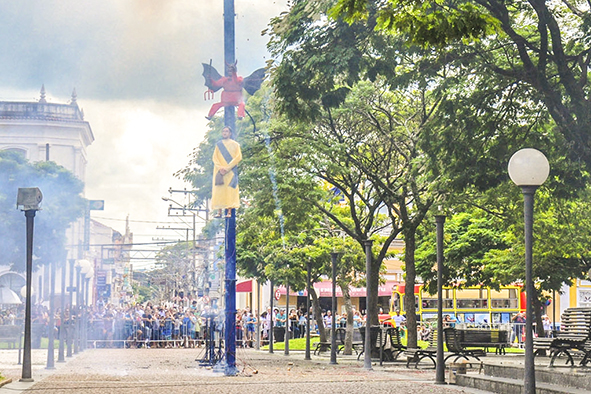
[74,263,81,354]
[46,258,56,369]
[363,240,373,370]
[285,267,290,356]
[508,148,550,394]
[57,260,66,362]
[269,280,274,354]
[305,260,312,360]
[435,213,446,384]
[17,187,43,382]
[330,252,341,365]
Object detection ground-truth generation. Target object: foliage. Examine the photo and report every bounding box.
[416,187,591,296]
[0,150,85,271]
[332,0,591,186]
[154,241,196,295]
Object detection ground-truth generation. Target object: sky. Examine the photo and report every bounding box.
[0,0,289,269]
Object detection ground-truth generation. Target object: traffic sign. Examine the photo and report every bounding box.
[274,288,281,301]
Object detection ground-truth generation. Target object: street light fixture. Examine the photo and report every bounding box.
[16,187,43,382]
[435,212,446,384]
[508,148,549,394]
[74,259,91,353]
[330,252,341,365]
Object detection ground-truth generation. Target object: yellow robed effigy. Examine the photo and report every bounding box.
[211,138,242,210]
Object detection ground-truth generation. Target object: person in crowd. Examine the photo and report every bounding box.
[353,310,362,328]
[339,312,347,328]
[324,310,332,329]
[542,315,553,337]
[289,309,299,338]
[275,309,287,328]
[418,324,431,341]
[261,311,269,342]
[298,311,307,337]
[511,311,526,343]
[244,312,256,346]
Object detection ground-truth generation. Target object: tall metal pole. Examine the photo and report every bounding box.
[435,215,446,384]
[74,266,81,355]
[58,260,66,362]
[305,261,311,360]
[223,0,237,376]
[67,259,75,357]
[285,278,290,355]
[20,210,36,382]
[46,259,56,369]
[269,281,274,353]
[363,240,373,370]
[84,276,90,351]
[522,186,537,394]
[224,210,237,375]
[330,253,339,365]
[223,0,236,135]
[256,281,261,350]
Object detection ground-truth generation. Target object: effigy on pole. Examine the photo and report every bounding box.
[201,0,265,376]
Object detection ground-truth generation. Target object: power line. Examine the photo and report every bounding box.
[91,216,185,225]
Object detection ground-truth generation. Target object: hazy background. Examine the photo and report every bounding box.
[0,0,288,268]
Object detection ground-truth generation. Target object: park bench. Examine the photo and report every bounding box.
[314,328,364,355]
[313,330,334,355]
[405,329,438,369]
[387,327,407,361]
[335,327,363,355]
[533,307,591,367]
[357,326,404,362]
[0,324,22,349]
[443,327,510,362]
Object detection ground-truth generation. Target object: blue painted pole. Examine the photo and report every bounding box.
[224,210,237,374]
[223,0,237,376]
[224,0,236,137]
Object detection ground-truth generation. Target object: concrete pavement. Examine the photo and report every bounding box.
[0,347,492,393]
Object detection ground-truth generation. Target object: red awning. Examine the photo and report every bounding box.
[236,280,253,292]
[276,281,400,297]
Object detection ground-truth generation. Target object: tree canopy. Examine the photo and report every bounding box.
[0,150,86,271]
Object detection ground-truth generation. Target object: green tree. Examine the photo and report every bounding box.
[0,150,85,272]
[333,0,591,178]
[416,187,591,337]
[155,241,195,300]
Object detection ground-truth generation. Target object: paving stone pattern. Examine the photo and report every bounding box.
[0,348,488,393]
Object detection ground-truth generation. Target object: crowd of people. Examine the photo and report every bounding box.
[1,299,557,349]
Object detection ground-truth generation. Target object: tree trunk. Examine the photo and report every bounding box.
[368,253,380,327]
[533,290,546,355]
[341,285,354,355]
[310,288,327,342]
[403,228,418,349]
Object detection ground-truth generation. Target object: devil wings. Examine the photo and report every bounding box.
[202,63,266,95]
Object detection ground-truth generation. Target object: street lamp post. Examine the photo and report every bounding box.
[305,261,312,360]
[435,214,446,384]
[330,252,341,365]
[285,266,290,356]
[74,260,91,353]
[363,240,373,370]
[17,187,43,382]
[67,259,75,357]
[508,148,550,394]
[73,263,81,354]
[57,260,66,362]
[46,258,56,369]
[269,280,274,354]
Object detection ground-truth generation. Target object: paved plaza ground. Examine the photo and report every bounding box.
[0,347,492,394]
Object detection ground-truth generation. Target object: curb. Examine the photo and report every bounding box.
[0,379,12,388]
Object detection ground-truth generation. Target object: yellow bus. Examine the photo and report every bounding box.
[390,284,525,324]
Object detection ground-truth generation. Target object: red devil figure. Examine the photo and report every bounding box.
[202,61,265,120]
